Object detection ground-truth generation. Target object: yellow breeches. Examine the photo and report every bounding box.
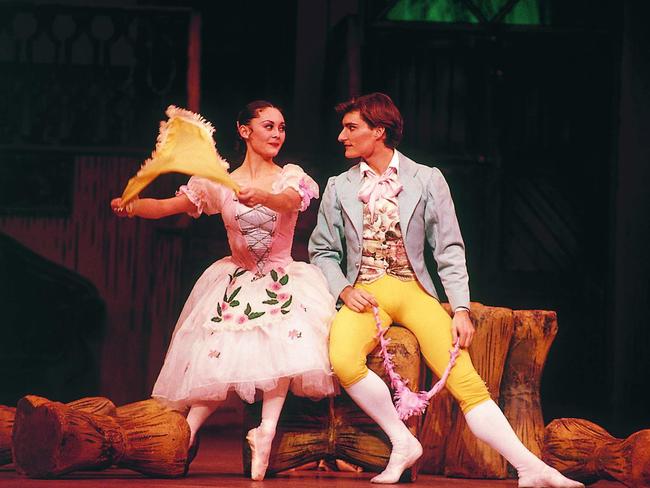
[329,275,491,414]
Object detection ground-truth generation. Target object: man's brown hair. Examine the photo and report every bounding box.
[335,92,403,148]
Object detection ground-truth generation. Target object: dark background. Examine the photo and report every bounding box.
[0,0,648,437]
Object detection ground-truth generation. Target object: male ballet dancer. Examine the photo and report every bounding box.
[309,92,583,487]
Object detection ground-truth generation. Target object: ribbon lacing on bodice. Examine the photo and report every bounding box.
[235,203,277,278]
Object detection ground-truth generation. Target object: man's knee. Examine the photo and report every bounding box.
[447,369,492,414]
[329,345,367,388]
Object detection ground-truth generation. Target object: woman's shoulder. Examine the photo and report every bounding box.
[273,163,319,207]
[279,162,309,177]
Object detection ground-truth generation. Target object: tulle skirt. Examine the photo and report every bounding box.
[152,257,337,405]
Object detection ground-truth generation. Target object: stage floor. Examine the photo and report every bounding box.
[0,427,625,487]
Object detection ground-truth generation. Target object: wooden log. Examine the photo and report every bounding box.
[0,406,16,466]
[243,325,422,481]
[1,397,116,468]
[12,396,190,478]
[500,310,558,476]
[544,418,650,488]
[113,399,192,476]
[67,396,117,416]
[443,303,515,479]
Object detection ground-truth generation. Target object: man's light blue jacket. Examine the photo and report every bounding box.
[308,151,470,311]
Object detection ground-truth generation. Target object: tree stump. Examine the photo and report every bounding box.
[544,418,650,488]
[243,325,423,480]
[501,310,558,476]
[1,397,116,468]
[12,396,190,478]
[0,405,16,466]
[442,303,515,479]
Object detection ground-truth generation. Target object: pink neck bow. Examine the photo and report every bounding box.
[357,165,403,217]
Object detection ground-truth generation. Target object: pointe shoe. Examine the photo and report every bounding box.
[518,465,585,488]
[247,427,274,481]
[371,435,423,484]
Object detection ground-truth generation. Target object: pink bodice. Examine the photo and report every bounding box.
[178,164,318,277]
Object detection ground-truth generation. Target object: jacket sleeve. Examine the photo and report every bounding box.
[424,168,470,310]
[308,177,352,300]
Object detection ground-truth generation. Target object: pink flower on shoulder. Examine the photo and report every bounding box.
[222,302,229,311]
[270,282,282,291]
[277,292,289,301]
[223,312,233,321]
[299,178,317,200]
[237,315,248,324]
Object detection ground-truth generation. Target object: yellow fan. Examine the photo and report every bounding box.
[120,105,239,204]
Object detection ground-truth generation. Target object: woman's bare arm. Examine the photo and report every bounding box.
[111,194,197,219]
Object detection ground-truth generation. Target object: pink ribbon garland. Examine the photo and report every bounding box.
[372,306,461,420]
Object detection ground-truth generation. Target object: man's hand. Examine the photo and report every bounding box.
[451,309,474,348]
[340,286,378,313]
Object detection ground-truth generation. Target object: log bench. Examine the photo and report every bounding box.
[242,302,557,480]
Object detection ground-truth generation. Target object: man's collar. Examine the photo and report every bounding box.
[359,150,399,177]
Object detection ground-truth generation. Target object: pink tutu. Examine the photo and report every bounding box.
[152,257,337,405]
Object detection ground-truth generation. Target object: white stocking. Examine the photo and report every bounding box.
[464,400,583,488]
[248,378,291,481]
[186,401,220,446]
[345,371,422,484]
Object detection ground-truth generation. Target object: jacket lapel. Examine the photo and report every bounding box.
[397,152,421,230]
[338,164,364,240]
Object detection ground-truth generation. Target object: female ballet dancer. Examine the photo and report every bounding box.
[112,101,336,480]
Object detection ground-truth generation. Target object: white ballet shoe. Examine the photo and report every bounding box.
[518,465,585,488]
[370,435,423,484]
[247,427,274,481]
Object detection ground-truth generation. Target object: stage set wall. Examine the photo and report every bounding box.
[0,0,648,436]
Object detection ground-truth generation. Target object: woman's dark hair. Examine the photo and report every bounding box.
[235,100,282,153]
[237,100,282,127]
[335,92,403,148]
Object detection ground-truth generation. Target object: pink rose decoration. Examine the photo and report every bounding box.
[277,293,289,301]
[298,178,318,211]
[270,308,280,315]
[222,302,229,311]
[270,282,282,291]
[223,313,233,321]
[237,315,248,324]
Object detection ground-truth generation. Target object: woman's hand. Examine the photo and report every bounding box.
[111,197,131,218]
[237,186,269,207]
[340,286,378,313]
[451,309,475,348]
